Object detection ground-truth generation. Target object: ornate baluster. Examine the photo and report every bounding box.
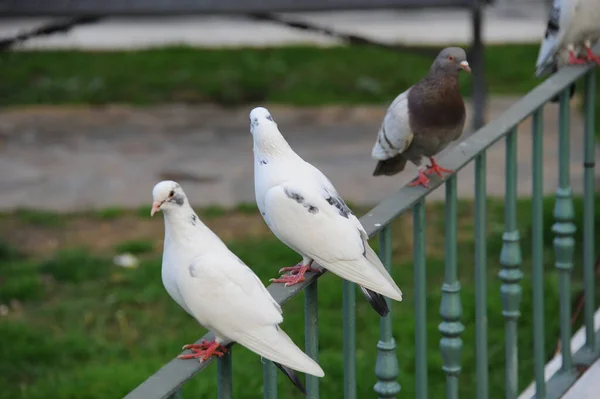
[305,281,320,398]
[374,225,401,398]
[413,200,428,399]
[499,127,523,399]
[582,70,596,351]
[531,108,546,398]
[553,89,576,372]
[263,360,277,399]
[475,151,489,399]
[440,176,464,399]
[217,349,233,399]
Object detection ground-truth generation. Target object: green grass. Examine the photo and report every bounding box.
[0,45,541,107]
[114,240,154,255]
[93,207,126,220]
[14,209,65,227]
[0,196,599,399]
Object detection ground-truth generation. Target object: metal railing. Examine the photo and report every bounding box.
[124,62,597,399]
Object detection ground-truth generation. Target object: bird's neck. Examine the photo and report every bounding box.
[422,68,460,93]
[163,207,223,249]
[253,127,298,162]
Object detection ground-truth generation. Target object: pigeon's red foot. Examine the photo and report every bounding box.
[585,46,600,65]
[408,170,431,188]
[270,263,318,286]
[424,158,454,178]
[178,340,228,362]
[568,50,588,65]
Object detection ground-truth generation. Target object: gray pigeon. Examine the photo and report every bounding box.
[535,0,600,102]
[371,47,470,188]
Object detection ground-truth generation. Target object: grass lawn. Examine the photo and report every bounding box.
[0,44,556,107]
[1,195,599,399]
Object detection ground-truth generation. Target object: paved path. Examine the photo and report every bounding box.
[2,1,549,49]
[0,97,597,211]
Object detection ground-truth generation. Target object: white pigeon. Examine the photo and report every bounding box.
[250,107,403,317]
[151,180,324,394]
[535,0,600,78]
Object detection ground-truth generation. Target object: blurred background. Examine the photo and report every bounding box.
[1,0,599,398]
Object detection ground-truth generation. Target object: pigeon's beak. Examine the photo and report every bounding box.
[150,200,163,217]
[460,61,471,73]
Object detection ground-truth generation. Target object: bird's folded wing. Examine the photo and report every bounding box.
[264,181,367,265]
[180,253,283,330]
[372,88,414,161]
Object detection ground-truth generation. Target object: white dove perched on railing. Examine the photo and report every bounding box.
[150,180,324,395]
[535,0,600,99]
[250,107,403,317]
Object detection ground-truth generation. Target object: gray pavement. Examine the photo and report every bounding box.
[0,97,597,211]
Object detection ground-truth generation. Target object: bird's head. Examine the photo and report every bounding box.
[434,47,471,74]
[151,180,187,216]
[249,106,277,137]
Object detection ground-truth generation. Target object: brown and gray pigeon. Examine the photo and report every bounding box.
[371,47,470,188]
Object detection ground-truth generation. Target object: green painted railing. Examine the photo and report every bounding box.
[124,62,598,399]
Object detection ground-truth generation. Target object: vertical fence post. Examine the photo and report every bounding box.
[531,108,546,398]
[474,151,489,399]
[305,281,320,399]
[439,176,464,399]
[167,390,183,399]
[553,89,576,373]
[414,200,428,399]
[343,279,357,399]
[263,360,277,399]
[583,69,597,352]
[218,349,233,399]
[374,225,401,399]
[499,127,523,399]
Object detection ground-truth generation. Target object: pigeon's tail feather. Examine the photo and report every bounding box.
[234,326,324,378]
[362,243,403,302]
[313,250,402,304]
[274,363,307,395]
[360,286,390,317]
[373,154,407,176]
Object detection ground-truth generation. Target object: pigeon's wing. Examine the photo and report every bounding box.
[536,0,576,76]
[371,88,414,161]
[179,253,324,377]
[181,252,283,329]
[263,178,401,301]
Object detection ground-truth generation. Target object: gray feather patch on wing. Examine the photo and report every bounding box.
[283,187,319,215]
[324,193,351,219]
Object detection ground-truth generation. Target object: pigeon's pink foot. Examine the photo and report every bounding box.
[408,170,431,188]
[271,263,317,286]
[424,157,454,178]
[178,340,228,362]
[585,46,600,65]
[277,263,319,275]
[568,50,588,65]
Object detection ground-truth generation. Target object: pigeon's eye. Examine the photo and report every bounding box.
[448,55,454,61]
[168,190,175,198]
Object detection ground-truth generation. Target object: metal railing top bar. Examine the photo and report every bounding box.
[124,53,597,399]
[0,0,490,17]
